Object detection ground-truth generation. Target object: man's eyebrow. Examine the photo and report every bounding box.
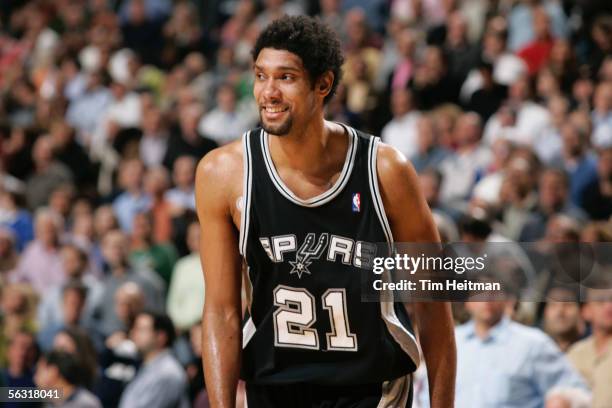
[253,64,301,72]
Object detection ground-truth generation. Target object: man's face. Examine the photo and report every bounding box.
[62,289,85,325]
[101,231,127,267]
[7,333,35,372]
[34,359,58,389]
[465,301,507,326]
[253,48,318,136]
[131,314,158,355]
[584,291,612,334]
[544,301,582,337]
[61,247,84,278]
[539,172,566,211]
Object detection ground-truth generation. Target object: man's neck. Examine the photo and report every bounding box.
[144,348,165,363]
[54,381,76,405]
[269,118,344,179]
[111,264,127,276]
[593,329,612,354]
[474,317,503,340]
[554,330,583,352]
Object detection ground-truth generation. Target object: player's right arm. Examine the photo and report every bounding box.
[195,145,244,408]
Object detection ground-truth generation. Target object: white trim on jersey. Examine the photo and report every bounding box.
[377,374,412,408]
[241,132,258,349]
[260,125,358,207]
[239,131,253,255]
[243,316,256,348]
[367,136,421,369]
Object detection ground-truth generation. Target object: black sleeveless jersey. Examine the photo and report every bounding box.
[239,125,419,386]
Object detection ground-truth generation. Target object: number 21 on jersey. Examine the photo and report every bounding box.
[273,285,358,351]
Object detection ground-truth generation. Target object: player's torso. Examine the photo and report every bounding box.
[239,126,418,385]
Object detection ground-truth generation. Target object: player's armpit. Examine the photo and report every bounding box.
[195,147,244,408]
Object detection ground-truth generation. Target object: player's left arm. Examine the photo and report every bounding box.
[376,143,456,408]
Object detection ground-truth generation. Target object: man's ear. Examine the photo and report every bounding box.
[581,303,592,322]
[316,71,334,99]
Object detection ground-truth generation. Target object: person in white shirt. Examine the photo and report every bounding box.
[381,87,421,159]
[198,83,258,146]
[440,112,491,205]
[164,155,196,213]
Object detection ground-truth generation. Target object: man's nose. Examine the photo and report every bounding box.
[262,78,281,100]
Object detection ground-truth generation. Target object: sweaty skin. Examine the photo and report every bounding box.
[196,47,456,408]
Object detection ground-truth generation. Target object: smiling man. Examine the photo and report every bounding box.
[196,15,456,408]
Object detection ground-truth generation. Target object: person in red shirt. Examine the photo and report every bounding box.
[517,6,555,75]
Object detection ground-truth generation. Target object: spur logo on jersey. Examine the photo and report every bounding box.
[352,193,361,212]
[259,233,378,277]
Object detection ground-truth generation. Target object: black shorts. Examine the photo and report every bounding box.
[245,375,413,408]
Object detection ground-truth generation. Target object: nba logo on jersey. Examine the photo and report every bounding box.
[352,193,361,212]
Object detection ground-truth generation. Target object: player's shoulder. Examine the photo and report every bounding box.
[196,138,244,182]
[374,140,418,185]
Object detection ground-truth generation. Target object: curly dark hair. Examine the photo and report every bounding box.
[252,15,344,105]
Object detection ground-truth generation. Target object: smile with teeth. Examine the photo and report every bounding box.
[264,106,289,113]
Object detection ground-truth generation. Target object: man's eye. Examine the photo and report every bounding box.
[256,73,265,80]
[282,75,293,80]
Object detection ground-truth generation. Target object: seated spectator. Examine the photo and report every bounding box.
[165,155,196,214]
[568,276,612,408]
[592,82,611,134]
[96,282,144,408]
[163,103,218,170]
[0,227,18,277]
[25,135,73,210]
[112,159,152,233]
[0,283,37,366]
[198,83,258,146]
[0,188,34,251]
[12,209,65,293]
[517,7,555,76]
[167,220,204,332]
[444,11,480,84]
[143,166,173,244]
[120,0,164,64]
[550,121,598,208]
[410,46,461,110]
[439,112,491,206]
[49,120,96,191]
[38,280,102,352]
[65,69,114,146]
[380,88,421,160]
[418,168,462,223]
[467,61,507,122]
[520,168,587,241]
[0,330,38,408]
[118,311,188,408]
[484,74,550,147]
[129,211,178,285]
[91,205,119,273]
[582,141,612,220]
[93,230,164,338]
[498,155,540,240]
[534,95,568,165]
[34,350,102,408]
[542,286,586,352]
[455,299,587,407]
[139,107,170,168]
[52,326,99,391]
[410,114,449,173]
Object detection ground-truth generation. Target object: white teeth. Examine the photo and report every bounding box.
[265,107,286,113]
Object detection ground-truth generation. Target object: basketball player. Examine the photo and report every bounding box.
[196,16,456,408]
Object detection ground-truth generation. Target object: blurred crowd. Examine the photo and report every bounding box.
[0,0,611,407]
